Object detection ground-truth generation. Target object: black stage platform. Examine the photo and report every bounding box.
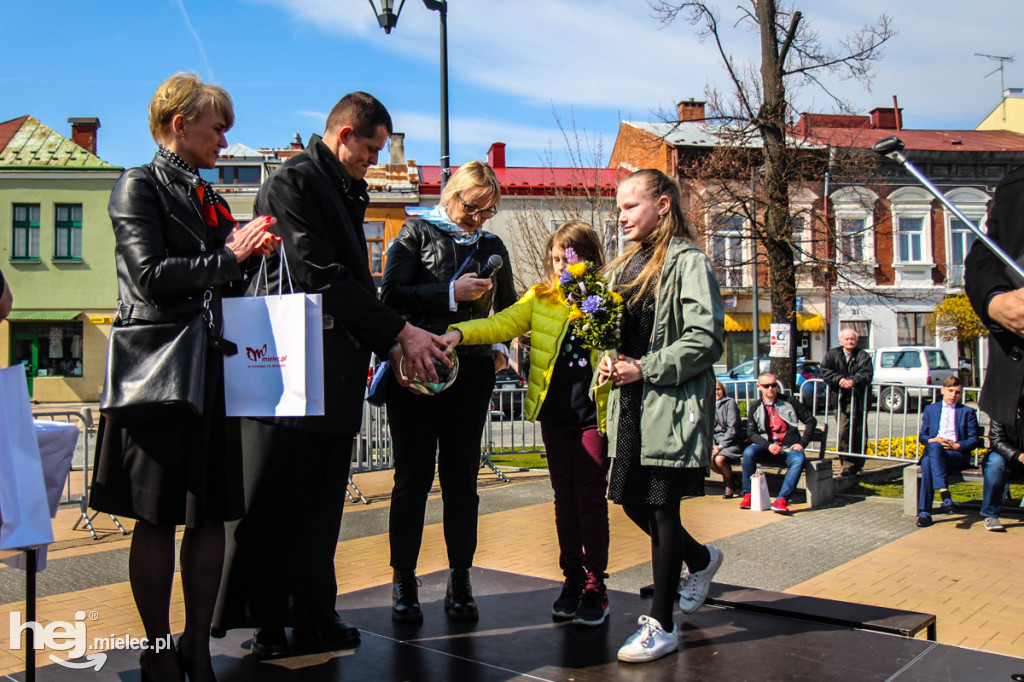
[12,568,1024,681]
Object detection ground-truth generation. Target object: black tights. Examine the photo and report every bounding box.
[623,502,710,627]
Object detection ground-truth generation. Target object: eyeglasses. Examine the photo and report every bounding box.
[456,193,497,219]
[758,382,778,389]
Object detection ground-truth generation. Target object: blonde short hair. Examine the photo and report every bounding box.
[440,160,500,211]
[148,73,234,143]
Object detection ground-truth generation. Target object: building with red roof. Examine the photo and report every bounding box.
[611,99,1024,372]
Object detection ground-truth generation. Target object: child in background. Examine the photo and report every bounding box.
[440,220,612,626]
[599,169,725,663]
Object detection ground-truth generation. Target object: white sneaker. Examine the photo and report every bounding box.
[616,615,678,663]
[678,545,723,615]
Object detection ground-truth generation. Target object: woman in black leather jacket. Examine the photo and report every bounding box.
[90,73,277,682]
[382,160,516,622]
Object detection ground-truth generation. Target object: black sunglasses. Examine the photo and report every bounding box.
[758,382,778,389]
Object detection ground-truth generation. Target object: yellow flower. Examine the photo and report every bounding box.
[569,305,583,321]
[567,262,587,277]
[609,291,623,304]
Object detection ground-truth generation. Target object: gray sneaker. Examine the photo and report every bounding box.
[984,516,1005,532]
[678,545,723,615]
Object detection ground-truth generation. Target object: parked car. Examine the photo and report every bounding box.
[716,358,822,405]
[866,346,956,412]
[491,367,525,419]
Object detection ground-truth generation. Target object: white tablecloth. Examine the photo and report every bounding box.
[1,420,77,570]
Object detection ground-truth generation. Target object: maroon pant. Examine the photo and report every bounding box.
[541,423,611,579]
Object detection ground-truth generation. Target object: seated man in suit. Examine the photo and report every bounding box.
[740,371,816,514]
[915,376,981,527]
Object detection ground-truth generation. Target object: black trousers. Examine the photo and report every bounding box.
[217,419,351,630]
[386,355,495,572]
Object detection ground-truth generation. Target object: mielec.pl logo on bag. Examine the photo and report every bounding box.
[9,609,171,671]
[245,343,288,367]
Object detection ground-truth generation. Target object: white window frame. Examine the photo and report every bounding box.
[888,187,934,267]
[943,188,989,284]
[831,187,876,265]
[708,214,747,288]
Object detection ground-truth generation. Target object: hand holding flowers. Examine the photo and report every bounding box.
[558,247,622,352]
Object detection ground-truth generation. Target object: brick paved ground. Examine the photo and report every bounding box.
[2,464,1023,676]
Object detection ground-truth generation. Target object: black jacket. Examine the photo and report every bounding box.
[107,153,251,319]
[820,346,873,406]
[253,135,406,436]
[988,417,1024,464]
[965,166,1024,424]
[747,394,816,450]
[380,218,517,355]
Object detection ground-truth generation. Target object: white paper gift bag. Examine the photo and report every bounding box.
[750,472,772,512]
[222,249,325,417]
[0,365,55,551]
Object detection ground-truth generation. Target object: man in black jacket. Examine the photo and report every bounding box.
[965,166,1024,427]
[214,92,448,657]
[820,328,873,476]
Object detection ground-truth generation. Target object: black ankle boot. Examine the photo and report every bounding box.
[445,568,478,620]
[392,570,423,622]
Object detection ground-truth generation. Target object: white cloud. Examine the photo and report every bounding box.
[260,0,1024,131]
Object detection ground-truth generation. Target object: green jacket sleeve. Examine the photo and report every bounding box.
[641,250,725,386]
[450,288,535,346]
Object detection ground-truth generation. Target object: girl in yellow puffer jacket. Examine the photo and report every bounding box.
[441,220,612,627]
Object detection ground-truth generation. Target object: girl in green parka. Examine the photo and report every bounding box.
[441,221,613,627]
[600,169,726,664]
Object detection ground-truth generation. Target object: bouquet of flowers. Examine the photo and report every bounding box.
[558,247,623,353]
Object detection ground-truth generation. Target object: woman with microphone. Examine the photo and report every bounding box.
[381,160,516,622]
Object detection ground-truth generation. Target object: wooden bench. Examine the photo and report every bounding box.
[903,462,1024,516]
[641,581,936,641]
[757,425,835,508]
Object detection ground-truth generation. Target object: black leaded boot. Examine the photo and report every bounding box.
[392,570,423,622]
[445,568,478,620]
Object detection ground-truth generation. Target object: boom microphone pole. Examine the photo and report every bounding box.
[872,136,1024,286]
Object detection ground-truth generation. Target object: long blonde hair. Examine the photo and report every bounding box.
[535,220,605,299]
[608,169,697,300]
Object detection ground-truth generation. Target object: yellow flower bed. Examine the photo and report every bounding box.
[866,436,922,460]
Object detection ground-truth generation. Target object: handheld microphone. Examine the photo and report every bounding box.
[479,254,504,279]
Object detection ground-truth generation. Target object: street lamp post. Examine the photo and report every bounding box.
[368,0,451,189]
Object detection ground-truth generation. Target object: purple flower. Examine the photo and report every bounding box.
[581,295,605,314]
[559,269,573,284]
[565,247,579,264]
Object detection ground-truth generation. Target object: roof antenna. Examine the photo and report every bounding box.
[976,53,1015,123]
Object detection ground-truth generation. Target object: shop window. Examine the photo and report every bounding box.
[12,204,40,260]
[10,321,84,378]
[54,204,83,260]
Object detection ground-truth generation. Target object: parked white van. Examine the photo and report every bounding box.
[865,347,957,412]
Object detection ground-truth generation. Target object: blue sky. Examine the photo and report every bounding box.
[3,0,1024,170]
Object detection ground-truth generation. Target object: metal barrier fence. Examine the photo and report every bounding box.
[30,408,127,539]
[734,379,988,465]
[351,387,542,496]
